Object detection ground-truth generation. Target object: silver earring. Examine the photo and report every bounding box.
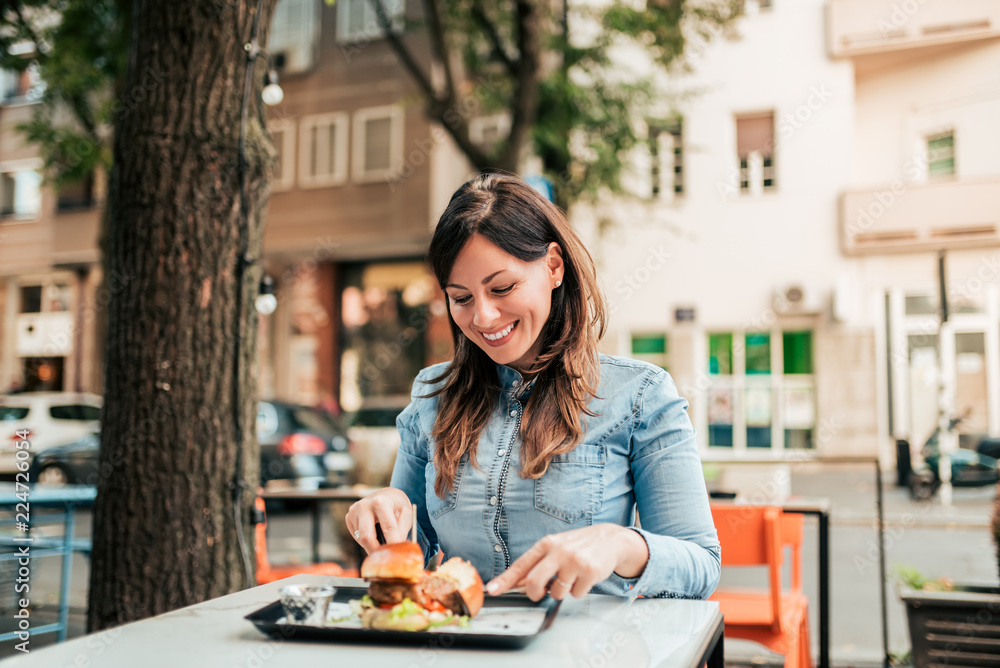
[555,280,562,287]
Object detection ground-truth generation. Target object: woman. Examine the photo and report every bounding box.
[346,173,719,601]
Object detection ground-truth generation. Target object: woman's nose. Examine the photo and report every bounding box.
[472,298,500,328]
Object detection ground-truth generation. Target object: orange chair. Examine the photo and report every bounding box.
[709,505,812,668]
[254,496,359,585]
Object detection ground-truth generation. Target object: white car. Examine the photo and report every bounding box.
[0,392,102,474]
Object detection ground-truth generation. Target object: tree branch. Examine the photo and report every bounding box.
[500,0,541,172]
[420,0,455,106]
[369,0,489,169]
[368,0,438,102]
[470,2,517,79]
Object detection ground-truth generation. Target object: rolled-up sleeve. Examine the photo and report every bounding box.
[389,391,441,566]
[606,369,720,599]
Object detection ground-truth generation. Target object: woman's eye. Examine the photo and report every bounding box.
[451,295,471,305]
[493,284,515,295]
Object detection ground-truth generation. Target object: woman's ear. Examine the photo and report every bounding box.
[546,242,564,286]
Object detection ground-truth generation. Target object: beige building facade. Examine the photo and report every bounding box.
[0,0,467,417]
[579,0,1000,462]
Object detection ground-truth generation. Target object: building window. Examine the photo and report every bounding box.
[736,112,776,195]
[649,119,683,199]
[927,131,955,178]
[269,0,320,74]
[56,175,95,211]
[630,333,668,371]
[1,61,45,104]
[0,166,42,220]
[298,112,349,188]
[352,105,403,183]
[707,329,815,450]
[336,0,404,44]
[783,330,813,374]
[19,286,42,314]
[269,119,296,191]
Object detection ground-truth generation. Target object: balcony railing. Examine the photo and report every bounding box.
[840,176,1000,254]
[828,0,1000,58]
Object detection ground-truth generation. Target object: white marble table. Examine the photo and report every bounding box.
[7,575,723,668]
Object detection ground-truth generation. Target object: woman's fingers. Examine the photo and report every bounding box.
[346,489,413,554]
[485,535,550,596]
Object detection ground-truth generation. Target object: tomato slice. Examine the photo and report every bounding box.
[423,600,447,613]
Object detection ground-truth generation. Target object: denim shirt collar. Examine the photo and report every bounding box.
[495,362,536,400]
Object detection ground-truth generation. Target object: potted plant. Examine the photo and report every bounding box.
[896,488,1000,667]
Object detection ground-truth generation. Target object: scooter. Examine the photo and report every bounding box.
[908,415,1000,501]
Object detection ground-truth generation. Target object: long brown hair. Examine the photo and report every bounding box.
[425,173,608,497]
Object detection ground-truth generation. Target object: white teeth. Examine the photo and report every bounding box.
[483,322,516,341]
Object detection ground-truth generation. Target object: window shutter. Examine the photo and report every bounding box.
[736,113,774,157]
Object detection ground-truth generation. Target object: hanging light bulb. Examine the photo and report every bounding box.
[256,274,277,315]
[261,68,283,106]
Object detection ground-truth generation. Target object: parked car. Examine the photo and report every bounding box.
[257,400,354,488]
[27,432,100,485]
[28,400,354,488]
[0,392,102,473]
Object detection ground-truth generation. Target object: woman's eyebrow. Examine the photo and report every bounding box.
[446,270,508,290]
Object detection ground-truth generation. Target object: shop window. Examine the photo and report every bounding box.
[630,333,667,371]
[782,331,812,374]
[708,333,732,375]
[340,260,452,412]
[745,333,771,374]
[708,387,734,447]
[707,329,816,450]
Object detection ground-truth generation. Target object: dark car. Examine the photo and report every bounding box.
[256,400,354,489]
[28,432,101,485]
[28,401,354,488]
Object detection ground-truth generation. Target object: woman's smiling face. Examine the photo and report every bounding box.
[445,234,563,371]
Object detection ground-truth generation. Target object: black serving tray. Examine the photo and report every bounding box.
[245,585,561,649]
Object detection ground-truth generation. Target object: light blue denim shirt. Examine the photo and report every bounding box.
[389,353,721,599]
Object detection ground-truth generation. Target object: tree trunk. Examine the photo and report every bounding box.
[88,0,276,631]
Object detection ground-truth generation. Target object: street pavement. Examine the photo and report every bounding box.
[1,465,996,665]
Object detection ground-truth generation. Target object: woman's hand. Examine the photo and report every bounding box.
[484,524,649,601]
[345,487,414,554]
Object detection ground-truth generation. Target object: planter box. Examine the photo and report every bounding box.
[900,581,1000,668]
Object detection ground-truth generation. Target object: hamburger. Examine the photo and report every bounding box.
[358,542,484,631]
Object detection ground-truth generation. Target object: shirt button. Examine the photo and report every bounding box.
[498,449,506,457]
[509,409,517,417]
[490,496,498,506]
[494,544,502,553]
[512,379,520,387]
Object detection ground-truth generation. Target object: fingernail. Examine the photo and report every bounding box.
[485,582,499,595]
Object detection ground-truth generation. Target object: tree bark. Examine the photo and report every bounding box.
[88,0,276,631]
